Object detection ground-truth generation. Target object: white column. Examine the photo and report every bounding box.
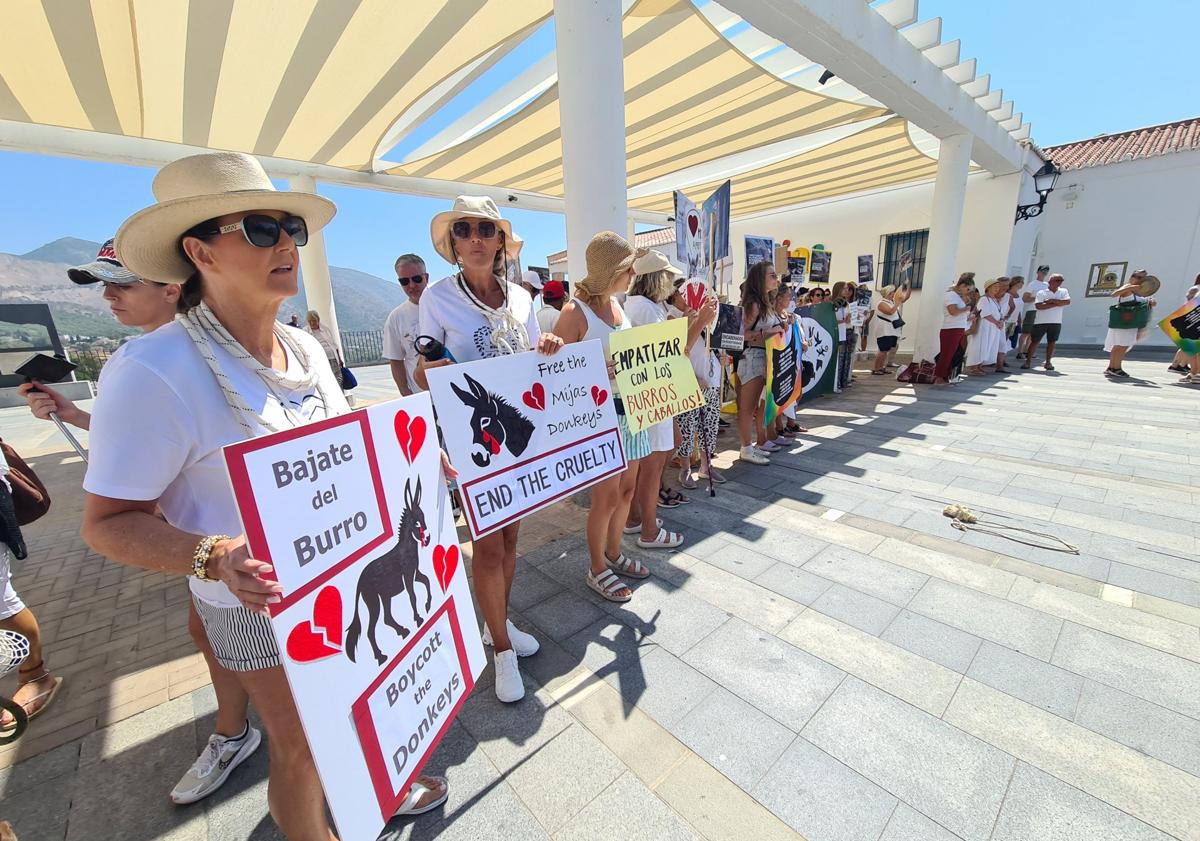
[554,0,628,282]
[288,175,341,354]
[914,134,973,362]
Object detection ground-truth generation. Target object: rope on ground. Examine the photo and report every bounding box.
[942,504,1080,555]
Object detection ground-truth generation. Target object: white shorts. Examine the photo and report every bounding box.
[647,419,675,453]
[0,547,25,620]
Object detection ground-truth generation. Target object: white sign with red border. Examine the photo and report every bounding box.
[223,393,484,841]
[425,339,626,539]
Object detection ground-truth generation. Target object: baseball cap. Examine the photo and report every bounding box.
[632,249,684,278]
[521,270,544,290]
[1036,264,1050,273]
[542,280,566,301]
[68,239,143,285]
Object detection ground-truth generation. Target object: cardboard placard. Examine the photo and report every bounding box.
[425,340,625,539]
[223,394,485,840]
[608,319,705,433]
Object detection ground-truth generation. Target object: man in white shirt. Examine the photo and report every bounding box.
[1024,273,1070,371]
[536,280,567,335]
[382,253,428,395]
[1018,265,1050,357]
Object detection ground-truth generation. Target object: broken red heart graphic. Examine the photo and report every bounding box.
[394,410,426,463]
[590,385,609,406]
[684,280,707,312]
[433,544,460,592]
[286,586,343,664]
[522,382,545,411]
[687,211,699,238]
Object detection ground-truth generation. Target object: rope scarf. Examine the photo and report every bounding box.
[180,302,337,436]
[452,271,531,356]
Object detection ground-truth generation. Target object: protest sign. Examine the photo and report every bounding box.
[1160,299,1200,355]
[714,303,745,351]
[809,250,831,284]
[425,340,625,539]
[223,393,485,840]
[787,255,808,283]
[858,255,874,285]
[745,235,774,273]
[764,321,803,427]
[795,302,838,401]
[609,318,705,433]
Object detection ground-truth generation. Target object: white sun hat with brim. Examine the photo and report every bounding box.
[115,151,336,284]
[632,249,684,278]
[430,195,523,265]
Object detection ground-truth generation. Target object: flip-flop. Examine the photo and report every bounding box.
[637,527,684,550]
[393,775,449,817]
[0,676,62,731]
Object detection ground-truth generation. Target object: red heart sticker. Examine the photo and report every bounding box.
[590,385,609,407]
[687,211,699,238]
[522,382,545,411]
[433,544,459,592]
[684,280,707,312]
[286,586,343,663]
[394,410,427,464]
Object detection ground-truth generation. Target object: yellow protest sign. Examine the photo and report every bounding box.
[609,318,705,433]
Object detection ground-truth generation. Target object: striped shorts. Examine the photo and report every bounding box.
[192,594,281,672]
[617,413,651,462]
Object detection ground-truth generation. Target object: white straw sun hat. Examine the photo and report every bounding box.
[430,195,523,265]
[115,151,336,284]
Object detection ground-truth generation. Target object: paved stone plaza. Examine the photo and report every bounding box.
[2,354,1199,841]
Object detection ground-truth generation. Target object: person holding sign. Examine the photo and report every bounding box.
[667,277,724,489]
[417,196,564,703]
[736,262,783,465]
[554,232,652,602]
[80,152,448,839]
[1104,269,1156,379]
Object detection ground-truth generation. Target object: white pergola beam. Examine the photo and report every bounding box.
[944,57,976,85]
[923,39,960,69]
[1001,112,1023,132]
[717,1,1024,173]
[900,17,941,51]
[990,100,1014,122]
[876,0,918,28]
[976,89,1002,111]
[1011,124,1031,141]
[961,73,990,98]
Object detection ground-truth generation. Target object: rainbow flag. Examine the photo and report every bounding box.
[1159,300,1200,355]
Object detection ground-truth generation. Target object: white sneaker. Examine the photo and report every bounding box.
[739,445,769,465]
[493,649,525,703]
[482,619,540,657]
[170,724,262,804]
[759,440,781,452]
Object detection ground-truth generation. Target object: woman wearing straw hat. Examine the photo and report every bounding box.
[417,196,564,704]
[554,232,653,603]
[965,278,1009,375]
[80,152,447,838]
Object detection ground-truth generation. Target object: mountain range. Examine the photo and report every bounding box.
[0,237,408,340]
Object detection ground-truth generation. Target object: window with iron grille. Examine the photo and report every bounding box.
[878,229,929,290]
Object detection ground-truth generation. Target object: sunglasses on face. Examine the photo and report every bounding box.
[397,273,426,287]
[450,219,498,240]
[211,214,309,248]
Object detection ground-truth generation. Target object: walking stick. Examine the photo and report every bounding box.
[704,214,717,498]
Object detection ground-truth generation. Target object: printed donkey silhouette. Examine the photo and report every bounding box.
[450,372,534,467]
[346,478,434,665]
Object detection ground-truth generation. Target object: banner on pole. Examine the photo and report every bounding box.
[794,302,838,401]
[609,319,705,433]
[223,394,485,840]
[764,321,803,427]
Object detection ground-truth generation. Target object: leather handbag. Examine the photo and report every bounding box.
[0,440,50,525]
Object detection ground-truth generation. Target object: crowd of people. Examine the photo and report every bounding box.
[5,149,1198,840]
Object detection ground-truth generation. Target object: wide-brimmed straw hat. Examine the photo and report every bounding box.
[115,152,336,284]
[430,196,523,264]
[985,277,1010,293]
[632,249,684,279]
[578,232,647,291]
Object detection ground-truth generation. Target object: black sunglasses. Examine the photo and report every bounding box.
[204,214,308,248]
[397,273,426,287]
[450,219,498,240]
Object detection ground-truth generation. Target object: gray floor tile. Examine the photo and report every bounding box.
[908,578,1061,660]
[618,646,718,729]
[880,804,965,841]
[597,576,731,657]
[802,545,928,606]
[509,564,565,612]
[811,582,902,635]
[1074,681,1200,778]
[991,762,1174,841]
[455,685,574,774]
[803,677,1014,841]
[554,771,703,841]
[702,541,778,580]
[881,610,983,673]
[754,562,834,606]
[1107,561,1200,606]
[0,740,80,800]
[683,618,844,731]
[752,738,896,841]
[523,590,605,642]
[1051,622,1200,720]
[966,641,1084,719]
[672,687,794,791]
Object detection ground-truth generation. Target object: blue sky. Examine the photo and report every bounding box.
[0,0,1195,281]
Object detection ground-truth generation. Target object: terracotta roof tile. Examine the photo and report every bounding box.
[1045,117,1200,171]
[547,226,676,264]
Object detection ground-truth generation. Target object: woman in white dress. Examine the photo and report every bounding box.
[1104,270,1156,379]
[965,278,1009,374]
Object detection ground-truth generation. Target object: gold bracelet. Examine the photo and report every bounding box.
[192,535,230,581]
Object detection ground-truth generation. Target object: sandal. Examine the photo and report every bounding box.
[659,488,690,506]
[0,663,62,731]
[699,467,727,484]
[393,775,449,817]
[637,527,684,550]
[587,569,632,602]
[606,553,650,579]
[624,517,662,535]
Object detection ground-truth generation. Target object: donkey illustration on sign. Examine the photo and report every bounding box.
[346,478,434,666]
[450,372,535,467]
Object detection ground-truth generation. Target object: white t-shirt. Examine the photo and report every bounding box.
[836,305,848,341]
[943,291,970,330]
[1034,287,1070,324]
[382,299,422,393]
[536,304,561,336]
[418,275,540,363]
[622,294,667,328]
[1007,291,1025,322]
[1024,279,1049,309]
[873,300,898,337]
[83,321,350,607]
